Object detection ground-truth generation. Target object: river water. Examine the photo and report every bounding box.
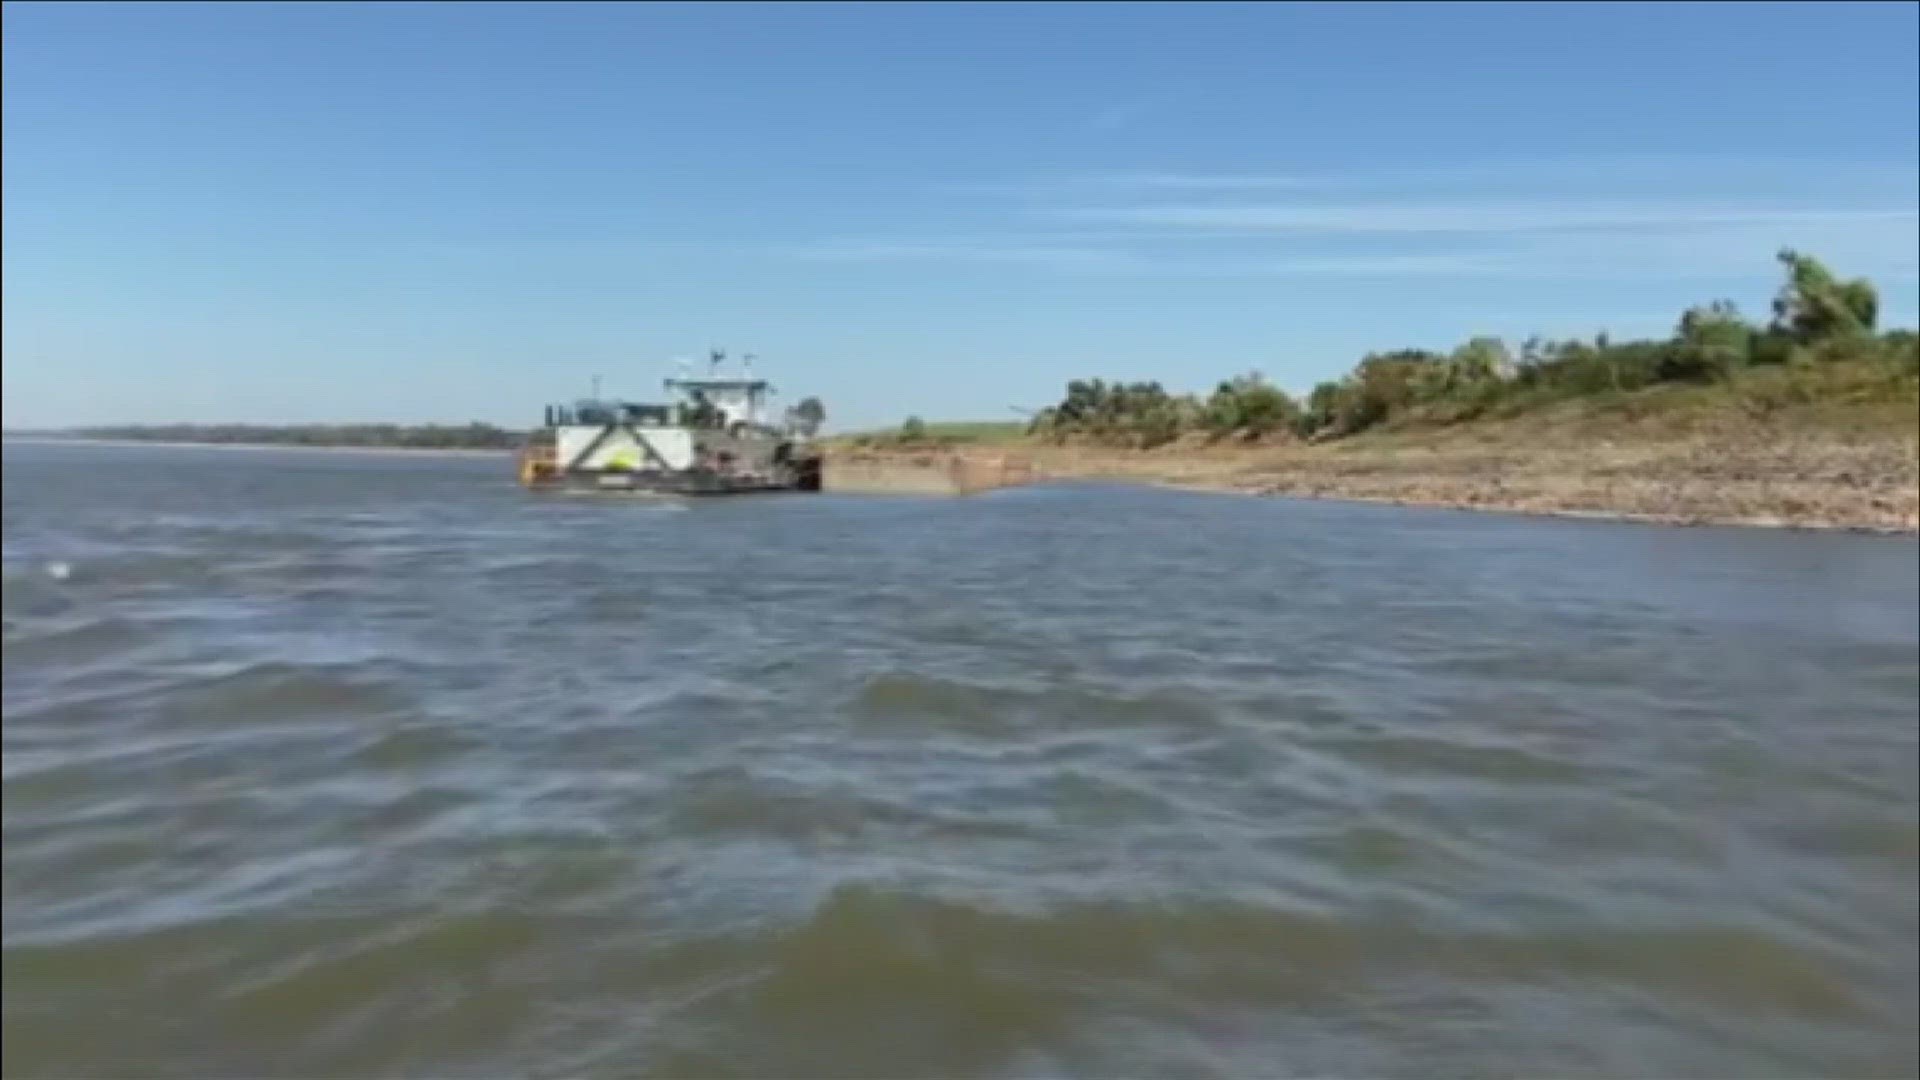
[3,440,1916,1079]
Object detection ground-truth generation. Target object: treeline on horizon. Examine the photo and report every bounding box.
[1023,250,1919,449]
[50,422,525,450]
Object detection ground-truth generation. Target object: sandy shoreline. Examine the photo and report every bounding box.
[1138,478,1917,535]
[822,429,1919,535]
[1014,438,1920,535]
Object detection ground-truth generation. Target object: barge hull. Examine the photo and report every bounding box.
[523,465,821,496]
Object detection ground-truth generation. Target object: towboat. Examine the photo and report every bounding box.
[517,352,823,495]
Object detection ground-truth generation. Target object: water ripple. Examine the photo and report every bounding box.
[4,443,1916,1079]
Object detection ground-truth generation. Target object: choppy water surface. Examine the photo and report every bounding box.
[4,440,1917,1078]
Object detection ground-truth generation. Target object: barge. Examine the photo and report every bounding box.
[517,352,823,495]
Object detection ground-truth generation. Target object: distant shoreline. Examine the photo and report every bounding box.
[2,436,514,458]
[10,436,1914,536]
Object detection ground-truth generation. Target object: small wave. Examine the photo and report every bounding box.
[578,587,652,621]
[1321,822,1420,870]
[159,661,418,726]
[0,614,152,664]
[678,885,1086,1071]
[1761,818,1920,864]
[1048,684,1226,731]
[689,884,1881,1033]
[852,672,1027,737]
[351,724,482,772]
[1041,768,1182,827]
[86,550,252,593]
[1,573,75,620]
[476,554,574,580]
[665,766,918,841]
[342,787,475,841]
[553,490,689,511]
[1307,730,1590,785]
[851,672,1227,741]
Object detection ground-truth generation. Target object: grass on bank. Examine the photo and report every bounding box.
[829,418,1030,451]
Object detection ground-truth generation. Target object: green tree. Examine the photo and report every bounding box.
[1665,300,1751,381]
[1300,380,1348,437]
[1031,377,1203,447]
[1020,249,1906,452]
[1341,350,1444,431]
[1203,372,1300,439]
[1449,337,1513,387]
[788,396,826,436]
[1772,249,1878,343]
[900,415,927,440]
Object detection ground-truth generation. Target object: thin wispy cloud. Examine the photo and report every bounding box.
[1224,216,1920,282]
[1083,174,1325,191]
[938,173,1329,197]
[776,211,1920,285]
[1055,205,1920,235]
[1089,253,1500,280]
[781,240,1131,269]
[945,151,1918,202]
[1083,91,1195,134]
[797,156,1918,289]
[779,244,1519,281]
[1354,150,1920,192]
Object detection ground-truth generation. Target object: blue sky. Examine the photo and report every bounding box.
[4,1,1916,431]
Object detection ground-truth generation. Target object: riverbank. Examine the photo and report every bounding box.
[841,369,1920,532]
[1051,416,1914,532]
[1082,443,1920,530]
